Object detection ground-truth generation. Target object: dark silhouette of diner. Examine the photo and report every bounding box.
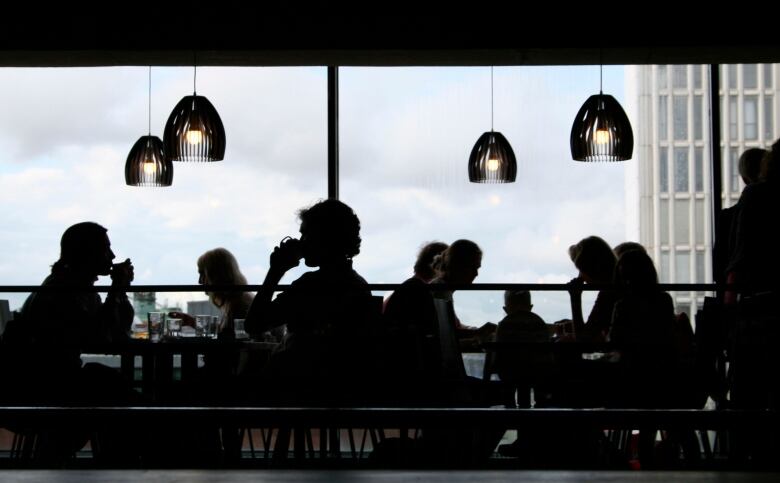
[1,222,138,463]
[566,236,618,342]
[243,199,380,403]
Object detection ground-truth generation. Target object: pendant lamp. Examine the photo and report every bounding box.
[163,64,226,162]
[468,66,517,183]
[570,64,633,162]
[125,67,173,187]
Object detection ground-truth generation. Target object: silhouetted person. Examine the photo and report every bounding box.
[170,247,255,340]
[167,247,256,460]
[609,250,678,407]
[612,241,646,259]
[493,290,554,458]
[726,139,780,465]
[383,241,448,376]
[727,143,779,298]
[244,199,374,398]
[715,147,766,293]
[430,239,483,337]
[608,249,694,467]
[494,290,552,407]
[567,236,618,342]
[5,221,137,463]
[15,222,134,391]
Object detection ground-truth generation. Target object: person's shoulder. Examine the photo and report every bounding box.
[656,291,674,307]
[351,270,369,285]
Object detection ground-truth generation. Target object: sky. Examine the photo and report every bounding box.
[0,66,631,325]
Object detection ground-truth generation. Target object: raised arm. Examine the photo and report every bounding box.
[245,238,301,336]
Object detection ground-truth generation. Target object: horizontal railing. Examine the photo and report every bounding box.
[0,282,764,293]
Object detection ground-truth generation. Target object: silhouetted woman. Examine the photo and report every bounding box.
[567,236,618,342]
[609,249,678,407]
[170,247,254,339]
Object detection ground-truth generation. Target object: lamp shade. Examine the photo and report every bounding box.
[570,93,633,162]
[125,135,173,187]
[163,95,226,162]
[468,131,517,183]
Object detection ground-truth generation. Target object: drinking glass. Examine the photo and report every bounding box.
[148,312,165,342]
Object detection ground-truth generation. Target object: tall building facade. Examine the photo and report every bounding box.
[627,64,779,316]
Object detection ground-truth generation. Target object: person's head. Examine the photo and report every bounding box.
[504,289,532,315]
[613,241,646,259]
[52,222,114,278]
[297,199,361,267]
[197,247,248,307]
[739,147,767,185]
[413,241,449,282]
[614,249,658,287]
[760,138,780,182]
[569,236,616,284]
[435,239,482,284]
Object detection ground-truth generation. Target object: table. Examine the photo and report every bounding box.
[83,339,279,400]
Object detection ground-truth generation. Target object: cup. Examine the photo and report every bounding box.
[210,315,220,339]
[234,318,248,340]
[166,317,182,338]
[195,315,211,337]
[148,312,165,342]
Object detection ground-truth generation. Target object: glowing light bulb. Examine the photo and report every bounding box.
[487,158,500,171]
[185,129,203,145]
[595,129,611,144]
[143,160,157,175]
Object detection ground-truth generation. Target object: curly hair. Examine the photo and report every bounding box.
[298,199,362,258]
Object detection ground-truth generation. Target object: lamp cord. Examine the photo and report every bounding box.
[193,51,198,95]
[148,66,152,135]
[599,49,603,94]
[491,65,494,131]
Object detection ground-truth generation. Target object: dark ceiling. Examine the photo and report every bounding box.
[1,5,778,66]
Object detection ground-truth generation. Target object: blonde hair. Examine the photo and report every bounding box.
[197,248,248,308]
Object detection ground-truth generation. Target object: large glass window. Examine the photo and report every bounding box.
[340,66,629,322]
[673,95,688,140]
[766,95,774,141]
[0,67,327,311]
[693,65,702,90]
